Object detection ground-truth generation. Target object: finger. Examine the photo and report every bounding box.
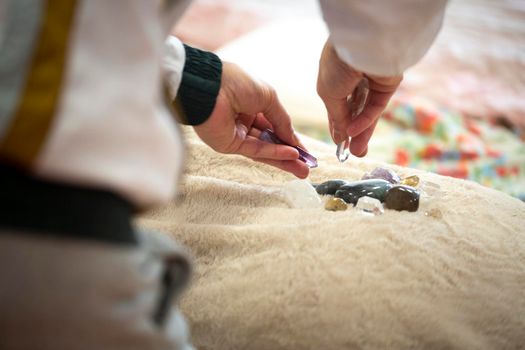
[347,88,394,137]
[357,145,368,157]
[349,118,378,157]
[253,112,273,131]
[256,87,302,147]
[237,113,258,130]
[248,127,262,138]
[237,135,300,160]
[238,113,273,132]
[251,158,310,179]
[252,113,309,151]
[328,118,337,142]
[325,98,350,144]
[322,96,354,144]
[235,82,298,146]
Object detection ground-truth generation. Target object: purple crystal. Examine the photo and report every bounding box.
[259,129,318,168]
[361,167,400,184]
[259,129,280,144]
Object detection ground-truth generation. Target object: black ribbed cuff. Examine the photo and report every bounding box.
[175,44,222,126]
[0,163,137,245]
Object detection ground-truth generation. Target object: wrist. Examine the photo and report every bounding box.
[175,45,223,126]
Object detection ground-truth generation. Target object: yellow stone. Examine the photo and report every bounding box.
[425,208,443,219]
[401,175,420,187]
[325,197,348,211]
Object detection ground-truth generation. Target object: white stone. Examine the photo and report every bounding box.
[420,181,442,198]
[355,196,384,216]
[282,180,322,209]
[420,181,443,212]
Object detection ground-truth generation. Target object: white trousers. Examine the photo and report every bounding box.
[0,230,194,350]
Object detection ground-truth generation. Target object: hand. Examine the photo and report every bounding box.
[193,62,310,178]
[317,40,402,157]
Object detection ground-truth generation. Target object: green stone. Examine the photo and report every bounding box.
[334,179,392,205]
[325,197,348,211]
[384,185,420,212]
[314,179,349,195]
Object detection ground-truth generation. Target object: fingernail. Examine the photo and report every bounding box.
[347,125,357,137]
[237,123,248,139]
[332,129,346,144]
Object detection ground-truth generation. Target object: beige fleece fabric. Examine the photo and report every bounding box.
[140,127,525,350]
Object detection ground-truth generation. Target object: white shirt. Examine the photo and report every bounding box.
[0,0,447,208]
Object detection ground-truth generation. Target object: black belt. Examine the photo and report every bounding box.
[0,164,137,244]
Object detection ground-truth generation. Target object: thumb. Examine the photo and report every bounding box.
[223,62,298,148]
[241,83,299,148]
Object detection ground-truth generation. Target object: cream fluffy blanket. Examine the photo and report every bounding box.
[140,128,525,350]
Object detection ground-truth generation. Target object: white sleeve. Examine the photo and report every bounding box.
[319,0,448,76]
[163,35,186,99]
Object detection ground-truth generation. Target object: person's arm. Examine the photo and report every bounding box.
[317,0,447,157]
[319,0,447,76]
[164,38,223,126]
[163,37,309,178]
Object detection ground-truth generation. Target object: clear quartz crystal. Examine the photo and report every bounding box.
[282,180,322,209]
[355,196,384,216]
[419,181,443,217]
[420,181,442,199]
[336,139,350,162]
[335,78,369,163]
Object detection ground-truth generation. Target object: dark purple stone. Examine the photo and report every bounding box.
[362,167,401,184]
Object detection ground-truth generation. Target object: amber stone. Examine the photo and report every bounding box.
[400,175,420,187]
[325,197,348,211]
[384,185,420,212]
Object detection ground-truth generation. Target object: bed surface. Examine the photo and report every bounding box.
[141,128,525,350]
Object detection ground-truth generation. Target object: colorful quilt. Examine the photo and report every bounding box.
[298,97,525,201]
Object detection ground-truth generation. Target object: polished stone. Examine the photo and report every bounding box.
[384,185,420,212]
[325,197,348,211]
[334,179,393,205]
[355,196,384,216]
[283,180,322,209]
[314,179,349,195]
[400,175,420,187]
[362,167,401,184]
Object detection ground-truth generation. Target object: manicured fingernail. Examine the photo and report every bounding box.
[237,124,248,139]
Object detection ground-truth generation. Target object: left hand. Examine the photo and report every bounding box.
[194,62,310,179]
[317,40,403,157]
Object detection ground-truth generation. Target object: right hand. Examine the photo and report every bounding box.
[317,40,402,157]
[194,62,310,179]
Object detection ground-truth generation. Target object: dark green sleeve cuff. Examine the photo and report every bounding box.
[175,44,223,126]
